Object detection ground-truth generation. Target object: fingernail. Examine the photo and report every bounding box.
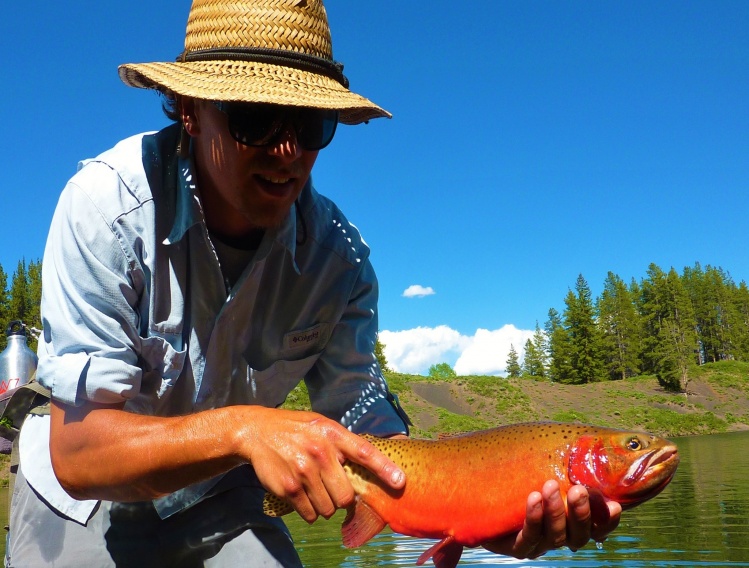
[391,470,404,485]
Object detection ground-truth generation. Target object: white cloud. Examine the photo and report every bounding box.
[380,324,534,376]
[454,325,535,376]
[402,285,436,298]
[379,326,468,374]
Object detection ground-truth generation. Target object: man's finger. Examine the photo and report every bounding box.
[541,480,568,550]
[318,459,356,516]
[515,490,545,558]
[591,500,622,543]
[279,473,318,524]
[481,490,544,558]
[566,485,592,551]
[346,436,406,490]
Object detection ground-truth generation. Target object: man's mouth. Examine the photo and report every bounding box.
[258,174,292,184]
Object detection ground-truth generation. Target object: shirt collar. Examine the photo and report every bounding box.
[265,180,314,276]
[164,150,203,245]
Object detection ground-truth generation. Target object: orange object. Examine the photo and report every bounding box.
[265,422,679,568]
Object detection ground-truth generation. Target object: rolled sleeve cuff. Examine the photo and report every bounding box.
[39,353,141,406]
[20,415,99,525]
[339,391,410,437]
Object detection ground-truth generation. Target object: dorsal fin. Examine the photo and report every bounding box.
[437,432,461,440]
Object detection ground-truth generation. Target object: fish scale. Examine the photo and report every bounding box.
[264,422,679,568]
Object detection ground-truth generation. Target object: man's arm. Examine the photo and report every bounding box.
[49,400,405,523]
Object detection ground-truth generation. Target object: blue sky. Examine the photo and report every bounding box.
[2,1,748,375]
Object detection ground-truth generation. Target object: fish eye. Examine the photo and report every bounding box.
[627,437,643,451]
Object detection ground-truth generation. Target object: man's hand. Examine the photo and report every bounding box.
[482,480,622,558]
[49,401,404,510]
[242,408,406,523]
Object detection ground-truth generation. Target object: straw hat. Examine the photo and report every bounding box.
[118,0,390,125]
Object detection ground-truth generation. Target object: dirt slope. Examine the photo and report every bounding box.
[393,363,749,438]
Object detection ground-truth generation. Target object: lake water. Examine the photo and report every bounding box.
[1,431,747,566]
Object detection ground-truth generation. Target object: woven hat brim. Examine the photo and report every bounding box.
[118,61,391,125]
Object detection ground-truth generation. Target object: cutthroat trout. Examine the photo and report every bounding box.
[264,422,679,568]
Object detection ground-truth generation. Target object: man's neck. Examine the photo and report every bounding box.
[209,228,265,251]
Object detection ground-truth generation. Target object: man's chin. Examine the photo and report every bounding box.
[246,207,294,232]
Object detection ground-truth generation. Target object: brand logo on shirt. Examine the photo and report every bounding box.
[285,324,328,351]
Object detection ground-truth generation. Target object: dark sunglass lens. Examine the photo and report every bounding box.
[226,105,283,146]
[295,109,339,150]
[215,102,338,150]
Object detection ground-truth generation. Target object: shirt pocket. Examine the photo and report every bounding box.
[247,353,321,408]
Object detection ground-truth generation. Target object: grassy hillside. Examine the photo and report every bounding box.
[285,360,749,439]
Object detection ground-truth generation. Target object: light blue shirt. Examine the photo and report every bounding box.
[26,124,408,523]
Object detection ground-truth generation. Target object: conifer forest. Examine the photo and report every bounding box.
[3,259,748,395]
[0,260,42,352]
[507,263,749,393]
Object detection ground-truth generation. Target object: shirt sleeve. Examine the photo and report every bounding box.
[37,164,144,406]
[305,258,410,436]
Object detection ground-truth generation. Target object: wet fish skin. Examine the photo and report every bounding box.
[264,422,679,568]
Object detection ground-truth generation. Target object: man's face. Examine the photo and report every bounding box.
[186,98,319,239]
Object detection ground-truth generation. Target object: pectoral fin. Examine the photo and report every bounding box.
[341,498,387,548]
[587,488,611,526]
[416,536,463,568]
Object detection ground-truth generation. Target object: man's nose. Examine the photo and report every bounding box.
[267,122,302,161]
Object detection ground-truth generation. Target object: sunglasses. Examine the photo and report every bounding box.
[212,101,339,151]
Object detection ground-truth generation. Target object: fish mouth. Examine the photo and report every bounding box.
[649,444,679,469]
[623,444,679,486]
[617,444,679,508]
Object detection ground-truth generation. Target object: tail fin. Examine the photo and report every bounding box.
[262,492,295,517]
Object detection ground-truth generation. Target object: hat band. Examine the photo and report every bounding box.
[180,47,350,88]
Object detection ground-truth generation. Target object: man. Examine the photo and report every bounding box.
[7,1,620,566]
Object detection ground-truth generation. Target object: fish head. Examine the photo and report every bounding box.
[567,430,679,508]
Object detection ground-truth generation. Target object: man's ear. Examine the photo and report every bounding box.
[180,97,200,136]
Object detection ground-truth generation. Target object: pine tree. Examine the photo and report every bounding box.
[732,281,749,360]
[505,344,522,378]
[546,307,573,383]
[639,263,669,374]
[682,263,732,363]
[374,335,390,373]
[0,263,8,351]
[25,260,43,351]
[522,322,548,379]
[522,338,543,378]
[564,275,605,383]
[701,266,739,362]
[9,260,30,325]
[640,265,699,391]
[597,272,642,380]
[665,267,699,390]
[532,322,549,376]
